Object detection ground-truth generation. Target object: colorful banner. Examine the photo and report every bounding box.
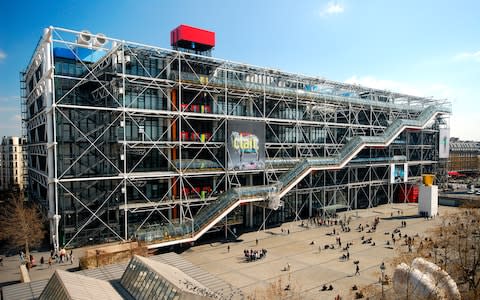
[227,120,265,170]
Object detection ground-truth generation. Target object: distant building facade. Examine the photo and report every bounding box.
[448,138,480,174]
[0,136,26,191]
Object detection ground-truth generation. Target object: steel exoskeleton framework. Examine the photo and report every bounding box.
[22,27,451,249]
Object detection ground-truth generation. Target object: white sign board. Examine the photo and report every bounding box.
[390,163,408,184]
[439,128,450,158]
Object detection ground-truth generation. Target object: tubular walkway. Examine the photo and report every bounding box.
[138,105,448,249]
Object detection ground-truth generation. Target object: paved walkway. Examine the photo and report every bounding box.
[0,249,81,289]
[0,203,459,299]
[181,203,458,299]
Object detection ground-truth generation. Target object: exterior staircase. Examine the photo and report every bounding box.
[137,105,449,249]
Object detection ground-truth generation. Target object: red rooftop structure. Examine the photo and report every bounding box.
[170,24,215,52]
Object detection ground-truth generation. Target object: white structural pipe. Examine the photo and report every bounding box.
[43,27,60,251]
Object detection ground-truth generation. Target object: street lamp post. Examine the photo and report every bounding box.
[380,262,386,299]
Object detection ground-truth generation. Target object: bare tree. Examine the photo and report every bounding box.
[441,207,480,299]
[387,207,480,299]
[247,274,302,300]
[0,193,46,260]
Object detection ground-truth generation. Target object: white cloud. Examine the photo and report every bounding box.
[320,2,344,16]
[0,50,6,62]
[344,75,480,140]
[0,107,19,113]
[451,112,480,141]
[345,75,454,99]
[453,50,480,62]
[10,114,21,122]
[0,96,20,104]
[0,111,21,137]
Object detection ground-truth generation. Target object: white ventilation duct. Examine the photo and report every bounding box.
[76,30,92,45]
[93,33,107,47]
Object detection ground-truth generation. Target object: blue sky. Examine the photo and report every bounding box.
[1,0,479,139]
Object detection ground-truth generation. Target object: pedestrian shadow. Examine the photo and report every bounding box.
[265,231,280,236]
[220,239,244,243]
[381,215,421,221]
[235,257,247,263]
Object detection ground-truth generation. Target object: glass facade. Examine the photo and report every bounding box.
[121,257,178,299]
[23,27,451,250]
[120,256,214,299]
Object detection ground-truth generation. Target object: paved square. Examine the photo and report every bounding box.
[181,203,458,299]
[0,203,460,299]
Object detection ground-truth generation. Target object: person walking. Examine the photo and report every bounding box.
[48,256,52,268]
[355,264,360,275]
[227,245,230,253]
[256,239,258,246]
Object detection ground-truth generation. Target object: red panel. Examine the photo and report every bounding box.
[397,185,419,203]
[171,24,215,48]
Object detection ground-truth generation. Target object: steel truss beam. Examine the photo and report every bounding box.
[22,27,451,248]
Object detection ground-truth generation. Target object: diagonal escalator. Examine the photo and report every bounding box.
[139,105,449,248]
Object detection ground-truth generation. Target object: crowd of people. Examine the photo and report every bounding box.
[48,248,75,266]
[19,251,37,270]
[243,248,267,262]
[18,248,75,271]
[223,207,434,297]
[301,213,351,229]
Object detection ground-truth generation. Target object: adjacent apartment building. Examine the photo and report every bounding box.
[449,138,480,174]
[0,136,26,191]
[22,26,451,250]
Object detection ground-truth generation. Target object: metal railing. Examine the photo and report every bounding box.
[136,105,449,244]
[172,71,451,112]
